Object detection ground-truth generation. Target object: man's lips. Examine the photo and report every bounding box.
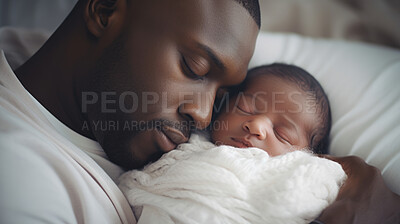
[162,125,189,145]
[155,129,176,153]
[231,137,253,148]
[154,125,189,153]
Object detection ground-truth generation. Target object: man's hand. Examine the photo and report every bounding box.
[316,155,400,224]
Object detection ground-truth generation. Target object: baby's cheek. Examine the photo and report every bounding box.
[210,128,223,145]
[211,122,232,146]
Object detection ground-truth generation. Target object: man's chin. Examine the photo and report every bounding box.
[102,129,163,170]
[106,147,160,170]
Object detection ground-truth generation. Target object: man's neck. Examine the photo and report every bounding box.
[14,13,98,141]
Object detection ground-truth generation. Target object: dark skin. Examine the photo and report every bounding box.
[14,0,400,223]
[318,155,400,224]
[16,0,258,169]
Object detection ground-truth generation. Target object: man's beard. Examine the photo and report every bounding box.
[100,118,191,170]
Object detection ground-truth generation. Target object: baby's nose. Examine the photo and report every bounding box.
[243,117,272,140]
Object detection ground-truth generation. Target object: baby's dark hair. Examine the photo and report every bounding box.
[242,63,332,154]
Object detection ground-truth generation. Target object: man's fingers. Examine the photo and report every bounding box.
[317,200,355,224]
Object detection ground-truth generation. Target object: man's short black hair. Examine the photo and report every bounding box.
[81,0,261,28]
[233,0,261,28]
[245,63,332,154]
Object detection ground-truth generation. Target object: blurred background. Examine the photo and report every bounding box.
[0,0,399,49]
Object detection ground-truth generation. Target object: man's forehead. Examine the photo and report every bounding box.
[162,0,258,73]
[128,0,258,80]
[196,0,258,62]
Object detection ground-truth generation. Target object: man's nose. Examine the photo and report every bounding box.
[178,89,216,130]
[242,116,272,140]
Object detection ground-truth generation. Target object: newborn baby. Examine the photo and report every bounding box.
[118,64,346,224]
[211,63,332,155]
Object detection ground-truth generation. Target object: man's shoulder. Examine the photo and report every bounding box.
[0,110,128,223]
[0,117,78,223]
[0,102,95,193]
[0,105,105,223]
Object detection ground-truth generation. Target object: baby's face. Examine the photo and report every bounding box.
[211,74,319,156]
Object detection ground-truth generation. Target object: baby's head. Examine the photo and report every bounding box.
[211,63,331,155]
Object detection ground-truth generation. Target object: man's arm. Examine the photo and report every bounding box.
[315,155,400,224]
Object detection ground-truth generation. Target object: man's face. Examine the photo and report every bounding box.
[211,75,319,156]
[81,0,259,169]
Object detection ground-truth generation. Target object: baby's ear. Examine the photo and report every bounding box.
[84,0,125,38]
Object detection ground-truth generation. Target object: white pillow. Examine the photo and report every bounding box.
[249,32,400,195]
[0,0,76,32]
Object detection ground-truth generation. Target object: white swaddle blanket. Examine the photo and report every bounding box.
[118,134,346,224]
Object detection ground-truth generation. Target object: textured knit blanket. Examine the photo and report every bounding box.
[118,134,346,224]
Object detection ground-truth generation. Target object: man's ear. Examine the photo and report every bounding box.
[85,0,120,38]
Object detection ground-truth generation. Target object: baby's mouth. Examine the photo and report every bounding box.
[231,137,253,148]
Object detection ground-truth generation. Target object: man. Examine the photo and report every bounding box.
[0,0,398,223]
